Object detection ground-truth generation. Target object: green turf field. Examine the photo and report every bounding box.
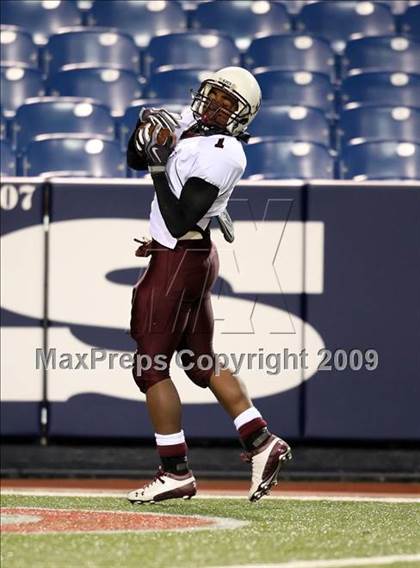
[1,494,420,568]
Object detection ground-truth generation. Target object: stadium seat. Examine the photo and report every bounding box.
[145,67,211,100]
[13,97,115,153]
[297,1,395,53]
[22,136,126,177]
[339,105,420,145]
[250,105,330,147]
[341,72,420,108]
[144,32,240,76]
[191,0,291,50]
[245,34,335,79]
[341,140,420,180]
[254,70,335,115]
[45,28,140,74]
[0,66,45,117]
[401,3,420,36]
[119,100,187,148]
[0,0,82,45]
[0,140,16,175]
[87,0,186,47]
[343,36,420,75]
[0,26,38,68]
[244,140,334,180]
[47,68,144,117]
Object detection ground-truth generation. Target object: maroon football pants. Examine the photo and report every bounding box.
[130,235,219,393]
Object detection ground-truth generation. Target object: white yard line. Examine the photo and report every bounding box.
[210,554,420,568]
[1,488,420,503]
[1,488,125,498]
[199,494,420,503]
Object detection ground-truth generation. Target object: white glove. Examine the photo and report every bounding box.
[135,107,180,155]
[139,107,180,132]
[143,123,174,166]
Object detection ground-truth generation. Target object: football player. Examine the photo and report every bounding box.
[126,67,291,504]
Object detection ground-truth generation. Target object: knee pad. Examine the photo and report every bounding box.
[131,351,170,393]
[131,366,170,394]
[184,367,213,389]
[178,350,214,388]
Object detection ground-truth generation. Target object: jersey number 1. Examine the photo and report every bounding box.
[215,138,225,149]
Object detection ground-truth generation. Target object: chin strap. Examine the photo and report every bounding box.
[181,121,250,143]
[237,131,251,143]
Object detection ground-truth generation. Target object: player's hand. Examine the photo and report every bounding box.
[143,123,175,166]
[133,237,152,257]
[134,119,154,155]
[135,108,180,158]
[139,107,180,133]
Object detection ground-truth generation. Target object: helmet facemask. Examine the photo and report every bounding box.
[191,79,252,136]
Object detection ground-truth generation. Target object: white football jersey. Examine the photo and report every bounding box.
[149,107,246,248]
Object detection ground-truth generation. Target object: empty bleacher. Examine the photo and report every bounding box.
[1,65,45,116]
[245,140,335,180]
[1,0,82,45]
[0,25,38,68]
[296,1,395,53]
[1,0,419,180]
[144,31,240,76]
[245,34,335,78]
[46,67,144,117]
[87,0,186,47]
[247,105,330,147]
[44,28,141,74]
[12,97,115,153]
[341,140,420,180]
[255,69,335,115]
[190,0,291,50]
[343,35,420,75]
[21,136,125,177]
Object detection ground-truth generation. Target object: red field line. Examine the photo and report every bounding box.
[1,507,215,534]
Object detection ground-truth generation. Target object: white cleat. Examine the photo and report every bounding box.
[128,467,197,504]
[242,435,292,502]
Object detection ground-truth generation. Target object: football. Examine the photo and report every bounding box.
[139,122,175,147]
[156,126,175,146]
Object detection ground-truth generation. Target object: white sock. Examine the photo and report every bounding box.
[155,430,185,446]
[233,407,262,431]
